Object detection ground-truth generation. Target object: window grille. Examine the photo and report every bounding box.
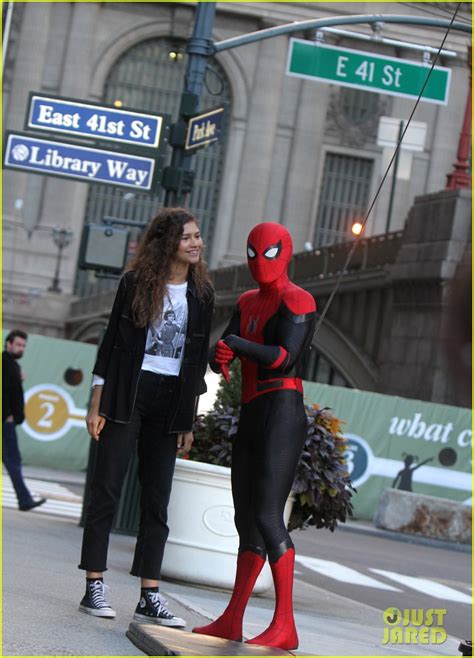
[340,88,380,125]
[313,153,373,247]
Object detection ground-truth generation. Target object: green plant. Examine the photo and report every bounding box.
[289,403,355,531]
[191,367,355,532]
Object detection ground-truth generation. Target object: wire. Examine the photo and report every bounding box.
[403,2,471,25]
[313,2,463,339]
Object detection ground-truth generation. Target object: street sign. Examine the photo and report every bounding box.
[26,93,170,148]
[4,132,157,191]
[287,39,451,105]
[185,106,224,150]
[377,116,427,151]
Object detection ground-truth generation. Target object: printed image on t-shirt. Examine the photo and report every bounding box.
[145,303,187,360]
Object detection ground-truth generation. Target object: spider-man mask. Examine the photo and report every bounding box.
[246,222,293,285]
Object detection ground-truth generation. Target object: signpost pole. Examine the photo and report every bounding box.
[385,120,404,235]
[163,2,216,206]
[446,44,472,189]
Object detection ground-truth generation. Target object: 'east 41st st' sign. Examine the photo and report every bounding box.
[26,94,169,149]
[4,133,156,190]
[287,39,451,105]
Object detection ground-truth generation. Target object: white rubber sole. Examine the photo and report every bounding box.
[79,604,116,619]
[133,612,186,628]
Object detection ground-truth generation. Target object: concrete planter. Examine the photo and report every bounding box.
[161,458,294,593]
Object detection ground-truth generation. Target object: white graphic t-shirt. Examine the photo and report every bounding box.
[92,282,188,386]
[142,282,188,376]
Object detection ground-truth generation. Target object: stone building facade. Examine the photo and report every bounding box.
[2,2,471,404]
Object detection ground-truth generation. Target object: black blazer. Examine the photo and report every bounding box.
[2,351,25,424]
[93,270,214,433]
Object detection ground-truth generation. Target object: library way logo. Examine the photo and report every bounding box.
[382,607,447,645]
[12,144,30,161]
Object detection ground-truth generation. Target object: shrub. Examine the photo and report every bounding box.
[191,363,355,531]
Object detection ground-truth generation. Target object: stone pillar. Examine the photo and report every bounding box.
[378,188,471,406]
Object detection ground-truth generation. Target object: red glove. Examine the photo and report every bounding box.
[215,340,235,382]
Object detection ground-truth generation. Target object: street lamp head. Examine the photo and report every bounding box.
[52,228,74,249]
[169,50,183,62]
[351,222,364,237]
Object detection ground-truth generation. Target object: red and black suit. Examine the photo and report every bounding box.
[194,223,316,650]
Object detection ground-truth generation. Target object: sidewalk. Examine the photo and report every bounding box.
[2,504,463,657]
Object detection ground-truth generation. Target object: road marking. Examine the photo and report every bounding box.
[23,477,83,502]
[2,493,82,518]
[370,568,472,604]
[296,555,401,591]
[2,478,82,519]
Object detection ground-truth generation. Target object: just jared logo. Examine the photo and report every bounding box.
[382,608,447,645]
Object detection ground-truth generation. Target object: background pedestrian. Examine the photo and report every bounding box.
[2,330,47,512]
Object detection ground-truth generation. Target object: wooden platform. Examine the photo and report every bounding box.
[127,622,294,656]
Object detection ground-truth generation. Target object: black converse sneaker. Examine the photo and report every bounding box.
[133,589,186,627]
[79,579,116,618]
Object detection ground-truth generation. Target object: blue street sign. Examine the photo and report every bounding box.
[4,133,156,190]
[26,93,169,148]
[185,106,224,150]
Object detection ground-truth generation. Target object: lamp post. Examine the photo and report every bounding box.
[446,45,471,189]
[385,119,404,235]
[163,2,217,206]
[48,228,73,293]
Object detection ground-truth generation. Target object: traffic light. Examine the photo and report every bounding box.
[161,166,196,196]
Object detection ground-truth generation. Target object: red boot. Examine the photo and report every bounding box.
[246,548,298,650]
[192,550,265,641]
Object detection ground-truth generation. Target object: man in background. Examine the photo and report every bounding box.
[2,329,46,511]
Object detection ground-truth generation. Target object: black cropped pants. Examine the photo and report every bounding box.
[79,371,179,580]
[231,390,308,561]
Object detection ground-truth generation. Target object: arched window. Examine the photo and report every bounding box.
[303,347,350,387]
[76,37,231,296]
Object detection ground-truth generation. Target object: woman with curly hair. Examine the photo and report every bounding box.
[78,208,214,626]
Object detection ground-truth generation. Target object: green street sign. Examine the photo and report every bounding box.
[287,39,451,105]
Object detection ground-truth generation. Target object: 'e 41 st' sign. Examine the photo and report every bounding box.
[287,39,451,105]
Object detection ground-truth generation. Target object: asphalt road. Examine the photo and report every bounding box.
[291,524,472,641]
[5,467,471,655]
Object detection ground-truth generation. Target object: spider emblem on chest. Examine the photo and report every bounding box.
[246,316,259,335]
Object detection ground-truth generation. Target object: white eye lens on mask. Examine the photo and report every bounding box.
[247,245,256,258]
[264,246,279,259]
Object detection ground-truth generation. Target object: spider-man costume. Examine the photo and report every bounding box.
[193,223,316,650]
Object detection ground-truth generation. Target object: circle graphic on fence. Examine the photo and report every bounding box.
[438,446,457,467]
[24,383,86,441]
[343,433,374,488]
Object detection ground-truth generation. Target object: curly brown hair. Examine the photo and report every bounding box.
[126,207,212,328]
